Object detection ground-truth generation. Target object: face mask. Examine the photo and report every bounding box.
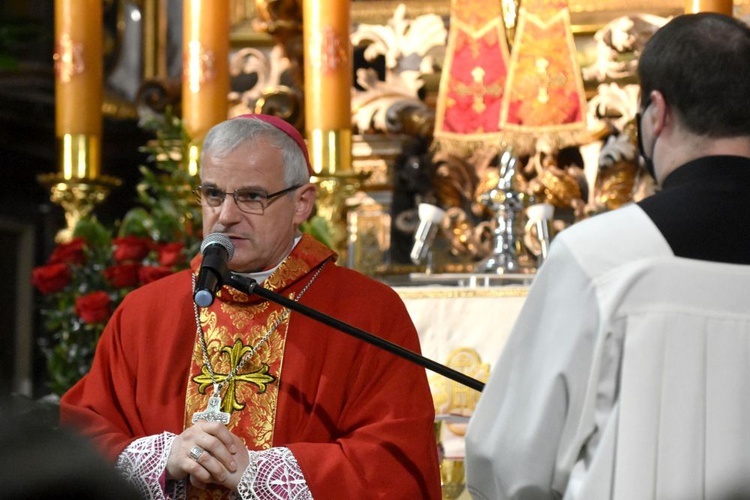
[636,103,656,179]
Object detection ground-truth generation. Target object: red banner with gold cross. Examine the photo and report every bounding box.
[433,0,511,153]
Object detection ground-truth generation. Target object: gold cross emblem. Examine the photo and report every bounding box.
[451,66,504,115]
[193,339,277,414]
[534,57,567,104]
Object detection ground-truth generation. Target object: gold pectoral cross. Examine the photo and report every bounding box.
[193,339,277,415]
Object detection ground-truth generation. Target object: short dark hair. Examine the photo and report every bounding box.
[638,13,750,138]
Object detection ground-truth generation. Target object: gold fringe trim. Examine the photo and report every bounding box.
[432,126,592,157]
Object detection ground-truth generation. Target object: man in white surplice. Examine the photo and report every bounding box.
[465,13,750,500]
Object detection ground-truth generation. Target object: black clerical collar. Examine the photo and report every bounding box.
[639,154,750,265]
[661,155,750,190]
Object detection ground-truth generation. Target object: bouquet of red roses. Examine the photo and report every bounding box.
[32,112,203,395]
[31,219,193,395]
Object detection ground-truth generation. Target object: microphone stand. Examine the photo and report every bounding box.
[227,272,485,393]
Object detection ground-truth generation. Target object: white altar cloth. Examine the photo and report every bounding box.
[394,285,529,460]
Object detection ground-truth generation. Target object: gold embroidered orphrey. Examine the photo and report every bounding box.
[190,263,325,425]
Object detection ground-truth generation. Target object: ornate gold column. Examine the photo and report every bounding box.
[303,0,365,259]
[684,0,734,14]
[143,0,168,81]
[182,0,230,175]
[42,0,120,242]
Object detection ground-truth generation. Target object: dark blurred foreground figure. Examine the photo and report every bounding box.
[466,13,750,500]
[58,114,440,499]
[0,398,140,499]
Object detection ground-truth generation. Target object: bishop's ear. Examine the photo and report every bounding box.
[293,184,317,223]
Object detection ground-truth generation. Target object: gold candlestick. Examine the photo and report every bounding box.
[303,0,365,259]
[38,172,121,243]
[303,0,352,176]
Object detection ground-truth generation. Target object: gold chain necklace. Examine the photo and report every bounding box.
[190,262,326,424]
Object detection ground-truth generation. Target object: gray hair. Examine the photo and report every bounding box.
[200,117,310,186]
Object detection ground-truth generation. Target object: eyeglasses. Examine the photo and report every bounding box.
[193,184,302,215]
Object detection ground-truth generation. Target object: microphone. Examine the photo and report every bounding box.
[194,233,235,307]
[410,203,446,265]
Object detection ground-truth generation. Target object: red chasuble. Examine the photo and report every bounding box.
[61,234,441,499]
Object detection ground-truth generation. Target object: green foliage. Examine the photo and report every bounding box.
[34,112,202,395]
[0,20,44,71]
[300,215,334,249]
[127,110,203,255]
[74,218,113,250]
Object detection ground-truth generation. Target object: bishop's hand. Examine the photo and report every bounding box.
[207,433,251,491]
[166,421,239,488]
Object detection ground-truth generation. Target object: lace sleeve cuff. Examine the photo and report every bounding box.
[236,447,313,499]
[115,431,178,500]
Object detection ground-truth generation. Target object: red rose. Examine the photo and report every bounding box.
[104,262,141,288]
[157,242,185,267]
[48,238,87,265]
[113,236,152,262]
[32,263,72,295]
[74,291,112,324]
[138,265,173,284]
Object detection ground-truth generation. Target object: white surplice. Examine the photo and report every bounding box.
[465,203,750,499]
